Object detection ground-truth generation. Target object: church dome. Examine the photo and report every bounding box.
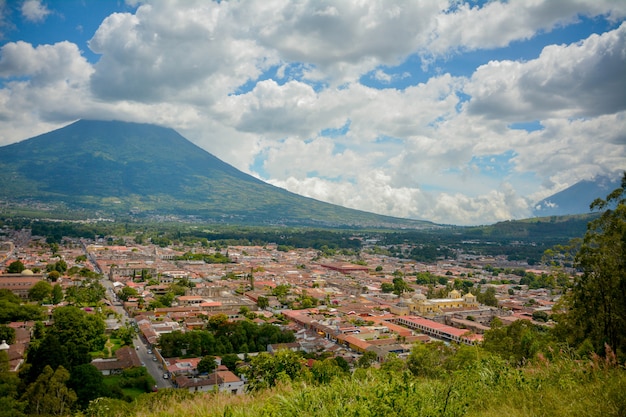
[21,269,34,275]
[449,289,461,299]
[412,292,427,301]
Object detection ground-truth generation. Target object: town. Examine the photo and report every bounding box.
[0,224,562,397]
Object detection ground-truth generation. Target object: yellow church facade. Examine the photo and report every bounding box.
[390,289,479,317]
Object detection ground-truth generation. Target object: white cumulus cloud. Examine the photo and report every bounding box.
[21,0,51,23]
[0,0,624,225]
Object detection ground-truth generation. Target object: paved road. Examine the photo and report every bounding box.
[134,337,172,389]
[100,277,173,390]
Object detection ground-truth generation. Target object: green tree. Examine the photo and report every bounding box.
[271,284,290,298]
[333,356,350,373]
[532,310,550,322]
[0,350,25,416]
[0,289,20,304]
[24,334,71,383]
[28,281,52,302]
[32,321,46,340]
[310,357,344,384]
[220,353,241,372]
[443,345,487,371]
[0,332,15,358]
[47,270,61,282]
[49,243,59,254]
[477,287,498,307]
[7,260,25,274]
[68,364,108,409]
[356,351,377,368]
[380,352,405,373]
[559,173,626,358]
[119,366,155,393]
[51,284,63,305]
[482,319,547,365]
[64,279,105,306]
[406,342,452,377]
[197,355,217,374]
[208,313,229,330]
[114,325,135,347]
[22,365,76,416]
[118,286,139,302]
[415,271,436,285]
[49,306,106,355]
[392,277,412,295]
[46,260,67,274]
[257,296,269,309]
[242,349,304,391]
[157,292,176,307]
[0,300,44,323]
[0,326,15,345]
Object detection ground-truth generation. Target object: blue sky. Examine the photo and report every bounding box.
[0,0,625,225]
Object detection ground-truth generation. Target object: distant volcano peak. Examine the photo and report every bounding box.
[0,119,431,228]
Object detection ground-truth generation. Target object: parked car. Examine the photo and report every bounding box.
[163,373,169,379]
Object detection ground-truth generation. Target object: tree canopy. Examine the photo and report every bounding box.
[0,290,44,323]
[241,349,304,391]
[21,365,76,416]
[28,281,52,302]
[558,172,626,359]
[197,355,217,374]
[6,260,25,274]
[159,319,295,357]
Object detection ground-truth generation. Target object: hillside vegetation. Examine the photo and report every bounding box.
[0,211,597,267]
[0,120,432,228]
[83,349,624,417]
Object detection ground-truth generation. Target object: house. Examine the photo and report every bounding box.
[91,346,142,375]
[166,357,202,377]
[175,373,220,393]
[215,370,245,394]
[0,340,26,372]
[174,370,244,394]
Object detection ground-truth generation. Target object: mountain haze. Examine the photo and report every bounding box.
[0,120,430,228]
[532,175,621,217]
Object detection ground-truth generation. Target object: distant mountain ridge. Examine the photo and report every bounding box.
[532,175,622,217]
[0,120,431,228]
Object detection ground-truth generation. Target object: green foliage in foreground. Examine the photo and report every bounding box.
[82,352,625,417]
[560,173,626,358]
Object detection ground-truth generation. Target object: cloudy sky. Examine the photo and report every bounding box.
[0,0,624,225]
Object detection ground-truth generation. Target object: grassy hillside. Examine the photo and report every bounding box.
[83,353,624,417]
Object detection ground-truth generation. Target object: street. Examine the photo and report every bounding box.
[134,336,172,390]
[100,277,173,390]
